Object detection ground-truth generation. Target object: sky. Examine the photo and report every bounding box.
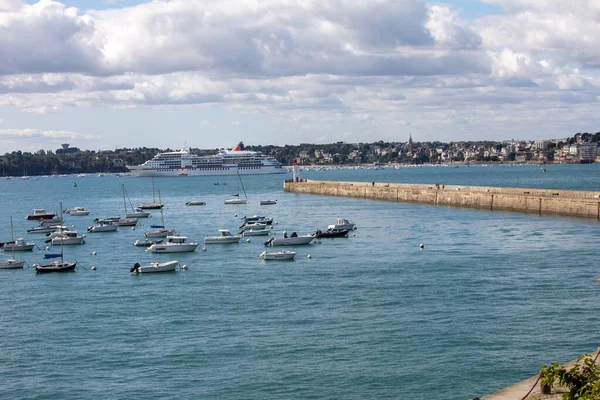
[1,0,600,153]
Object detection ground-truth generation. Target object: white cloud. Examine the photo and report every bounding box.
[0,0,600,149]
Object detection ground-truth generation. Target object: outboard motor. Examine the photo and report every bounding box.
[264,238,274,246]
[130,263,140,273]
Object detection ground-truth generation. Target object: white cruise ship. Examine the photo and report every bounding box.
[126,142,287,177]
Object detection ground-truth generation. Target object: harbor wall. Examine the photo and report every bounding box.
[283,180,600,220]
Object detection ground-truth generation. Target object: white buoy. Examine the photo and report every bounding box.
[246,239,250,243]
[182,264,188,270]
[91,266,96,270]
[420,243,424,249]
[352,233,356,236]
[131,227,135,230]
[234,214,237,217]
[275,221,278,225]
[307,254,312,259]
[202,247,207,251]
[45,245,49,250]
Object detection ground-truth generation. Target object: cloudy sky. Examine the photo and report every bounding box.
[0,0,599,152]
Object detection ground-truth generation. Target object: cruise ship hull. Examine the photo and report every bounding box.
[127,166,287,177]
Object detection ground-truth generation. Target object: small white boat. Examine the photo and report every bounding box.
[65,207,90,216]
[204,229,241,244]
[146,236,199,253]
[51,231,85,245]
[260,200,277,205]
[116,218,138,226]
[224,198,248,205]
[126,208,151,218]
[264,234,314,246]
[240,223,267,232]
[130,260,179,273]
[3,238,35,251]
[259,250,296,260]
[242,229,270,237]
[186,201,206,206]
[327,218,356,231]
[28,225,60,234]
[0,258,25,269]
[87,221,118,232]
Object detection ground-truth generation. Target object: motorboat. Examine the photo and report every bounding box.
[313,229,350,238]
[240,223,267,232]
[241,216,273,225]
[3,238,35,251]
[87,220,118,232]
[242,215,266,222]
[133,238,163,247]
[146,236,199,253]
[130,260,179,273]
[125,208,151,218]
[327,218,356,231]
[145,228,176,238]
[264,234,314,246]
[26,209,57,220]
[241,229,270,237]
[34,260,77,273]
[204,229,241,244]
[258,250,296,260]
[65,207,90,216]
[50,231,86,245]
[260,200,277,205]
[186,201,206,206]
[28,224,60,234]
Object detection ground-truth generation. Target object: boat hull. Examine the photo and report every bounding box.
[132,260,179,273]
[204,236,241,244]
[146,244,198,253]
[3,244,35,251]
[88,225,118,232]
[224,199,248,205]
[145,229,176,238]
[51,237,85,245]
[34,261,77,273]
[259,251,296,260]
[242,230,270,237]
[265,236,314,246]
[128,166,287,177]
[137,204,163,210]
[0,259,25,269]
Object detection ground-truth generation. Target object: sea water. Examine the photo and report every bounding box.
[0,164,599,399]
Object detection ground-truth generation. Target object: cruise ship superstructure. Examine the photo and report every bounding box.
[126,142,287,177]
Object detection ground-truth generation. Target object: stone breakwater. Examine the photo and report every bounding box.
[283,179,600,220]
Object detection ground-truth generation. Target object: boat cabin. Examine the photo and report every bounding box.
[167,236,188,244]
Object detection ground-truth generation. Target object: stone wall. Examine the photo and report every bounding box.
[283,179,600,219]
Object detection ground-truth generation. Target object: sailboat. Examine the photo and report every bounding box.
[145,190,176,238]
[33,203,77,273]
[224,171,248,204]
[123,186,150,218]
[137,177,164,209]
[0,216,25,269]
[117,184,138,226]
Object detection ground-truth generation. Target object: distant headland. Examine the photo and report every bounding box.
[1,132,599,177]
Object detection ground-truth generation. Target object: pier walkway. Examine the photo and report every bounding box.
[284,180,600,220]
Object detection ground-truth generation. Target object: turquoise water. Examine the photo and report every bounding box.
[1,164,599,399]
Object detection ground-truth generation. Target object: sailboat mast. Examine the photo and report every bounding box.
[152,177,156,204]
[59,202,64,263]
[122,184,127,215]
[158,190,165,227]
[237,170,248,200]
[9,216,15,259]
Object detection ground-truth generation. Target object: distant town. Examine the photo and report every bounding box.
[1,131,599,176]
